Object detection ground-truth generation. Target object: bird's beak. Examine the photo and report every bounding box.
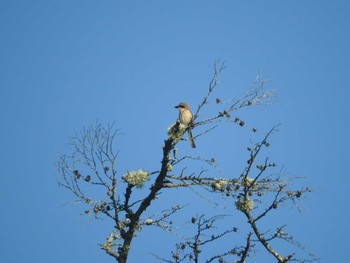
[174,105,179,108]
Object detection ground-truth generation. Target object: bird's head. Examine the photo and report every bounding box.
[175,102,190,110]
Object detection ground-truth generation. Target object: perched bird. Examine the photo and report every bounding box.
[175,102,196,148]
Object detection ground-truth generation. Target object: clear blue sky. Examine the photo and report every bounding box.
[1,1,349,262]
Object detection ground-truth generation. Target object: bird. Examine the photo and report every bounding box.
[174,102,196,148]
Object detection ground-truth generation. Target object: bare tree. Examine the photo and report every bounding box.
[57,61,318,263]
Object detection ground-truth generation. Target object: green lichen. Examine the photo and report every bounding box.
[167,123,187,142]
[123,169,149,188]
[235,198,254,213]
[241,177,257,189]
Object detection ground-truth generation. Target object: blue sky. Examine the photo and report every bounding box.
[1,1,349,262]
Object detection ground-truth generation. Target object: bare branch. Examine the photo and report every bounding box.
[238,232,253,263]
[193,60,226,122]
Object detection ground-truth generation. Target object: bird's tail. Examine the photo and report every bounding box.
[188,128,196,148]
